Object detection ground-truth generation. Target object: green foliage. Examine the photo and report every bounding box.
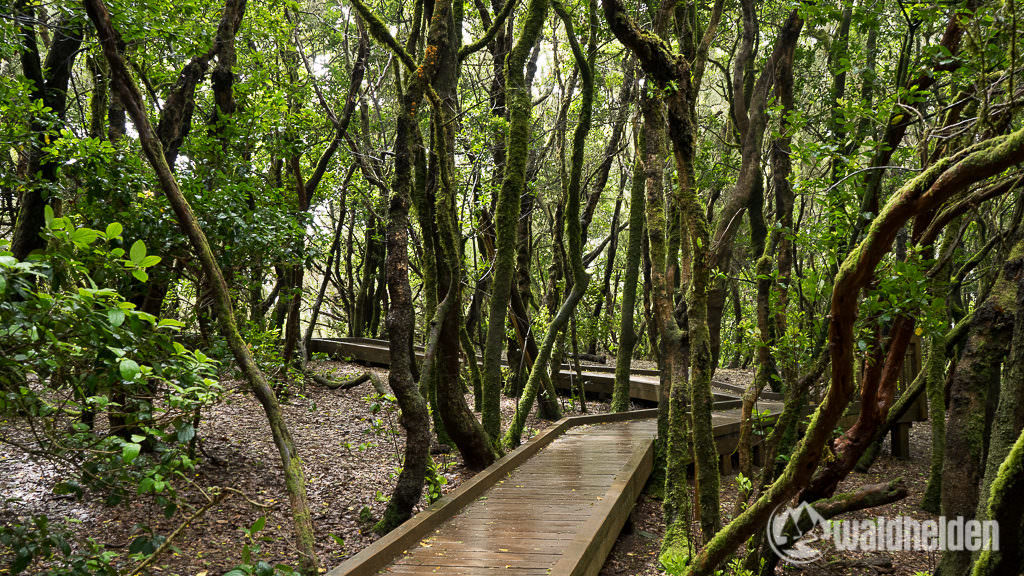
[358,505,374,523]
[424,457,449,503]
[363,391,402,461]
[0,515,117,576]
[0,217,222,548]
[224,516,299,576]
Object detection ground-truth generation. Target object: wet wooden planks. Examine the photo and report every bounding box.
[379,419,656,576]
[328,402,806,576]
[327,416,658,576]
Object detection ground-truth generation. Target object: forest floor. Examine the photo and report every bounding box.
[0,359,612,574]
[601,417,938,576]
[1,359,936,576]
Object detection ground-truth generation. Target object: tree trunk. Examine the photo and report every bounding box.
[975,239,1024,521]
[11,6,83,260]
[611,152,644,412]
[479,0,548,442]
[503,0,594,448]
[937,275,1015,576]
[430,0,497,470]
[85,3,319,570]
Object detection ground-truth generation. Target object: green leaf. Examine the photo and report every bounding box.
[139,255,161,268]
[53,481,83,497]
[108,309,126,327]
[122,442,141,464]
[251,515,266,533]
[44,205,55,227]
[70,228,100,245]
[119,358,141,380]
[129,240,146,264]
[105,222,123,239]
[176,423,195,443]
[133,269,149,282]
[130,434,147,443]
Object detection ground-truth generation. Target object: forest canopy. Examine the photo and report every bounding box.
[1,0,1023,574]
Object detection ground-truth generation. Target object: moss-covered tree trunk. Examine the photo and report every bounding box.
[975,238,1024,521]
[10,4,83,260]
[937,267,1015,576]
[85,2,320,570]
[503,0,594,448]
[682,121,1024,576]
[611,151,645,412]
[372,81,433,531]
[480,0,549,442]
[430,0,497,470]
[603,0,728,560]
[922,226,960,512]
[968,426,1024,576]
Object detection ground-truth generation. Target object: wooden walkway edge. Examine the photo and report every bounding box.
[309,337,739,403]
[327,410,659,576]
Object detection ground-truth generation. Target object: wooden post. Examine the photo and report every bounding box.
[720,452,734,475]
[891,423,911,459]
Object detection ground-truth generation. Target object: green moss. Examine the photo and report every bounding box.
[660,522,693,574]
[970,427,1024,576]
[480,0,550,443]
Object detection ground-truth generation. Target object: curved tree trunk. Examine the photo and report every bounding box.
[503,0,595,448]
[85,3,319,570]
[11,6,83,260]
[479,0,549,442]
[937,246,1017,576]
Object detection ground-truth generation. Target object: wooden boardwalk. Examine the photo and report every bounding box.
[327,412,659,576]
[328,406,786,576]
[308,337,767,404]
[320,337,792,576]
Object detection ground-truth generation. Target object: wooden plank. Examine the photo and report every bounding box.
[393,552,561,569]
[378,561,552,569]
[547,438,655,576]
[326,410,658,576]
[891,422,911,459]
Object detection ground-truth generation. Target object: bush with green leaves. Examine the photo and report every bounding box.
[0,515,118,576]
[0,215,224,572]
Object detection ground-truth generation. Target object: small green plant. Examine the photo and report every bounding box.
[359,505,374,523]
[224,516,298,576]
[425,458,449,503]
[364,392,401,463]
[0,515,117,575]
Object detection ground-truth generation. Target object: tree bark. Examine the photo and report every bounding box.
[480,0,549,442]
[937,246,1016,576]
[11,5,83,260]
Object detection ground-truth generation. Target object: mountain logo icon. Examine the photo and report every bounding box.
[766,500,828,564]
